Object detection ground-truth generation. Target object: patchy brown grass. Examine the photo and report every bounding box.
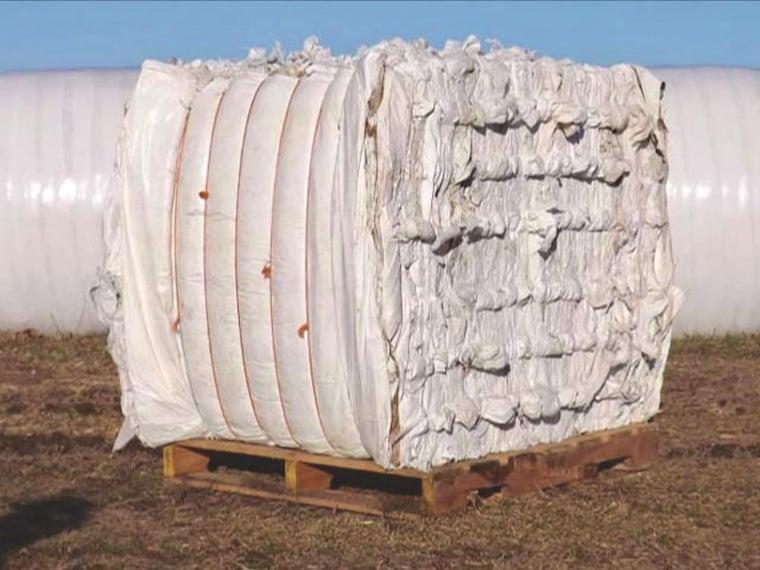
[1,331,758,569]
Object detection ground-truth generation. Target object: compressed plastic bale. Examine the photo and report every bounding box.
[102,46,368,455]
[352,39,683,468]
[101,38,681,470]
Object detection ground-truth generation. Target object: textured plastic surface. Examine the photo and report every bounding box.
[100,40,680,469]
[356,41,680,468]
[0,69,137,333]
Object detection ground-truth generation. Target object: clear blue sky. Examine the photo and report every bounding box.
[0,1,757,72]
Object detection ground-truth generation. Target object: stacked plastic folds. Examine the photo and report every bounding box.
[100,38,682,470]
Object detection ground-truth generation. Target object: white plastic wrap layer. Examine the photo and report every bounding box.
[101,39,681,470]
[0,69,138,333]
[1,66,757,338]
[657,67,760,335]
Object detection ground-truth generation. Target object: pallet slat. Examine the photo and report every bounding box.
[174,438,422,478]
[163,422,658,516]
[169,472,406,518]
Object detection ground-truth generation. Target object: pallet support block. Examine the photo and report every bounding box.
[285,460,334,493]
[163,423,658,516]
[163,443,210,478]
[624,425,660,469]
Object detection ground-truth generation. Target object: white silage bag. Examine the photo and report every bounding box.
[99,38,682,470]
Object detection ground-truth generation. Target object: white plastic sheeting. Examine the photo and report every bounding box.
[658,67,760,334]
[99,51,370,456]
[0,69,138,333]
[0,65,758,339]
[99,40,680,469]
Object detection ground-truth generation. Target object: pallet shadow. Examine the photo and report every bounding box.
[0,495,93,565]
[205,451,425,514]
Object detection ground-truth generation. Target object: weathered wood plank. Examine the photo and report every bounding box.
[175,438,423,478]
[169,472,420,519]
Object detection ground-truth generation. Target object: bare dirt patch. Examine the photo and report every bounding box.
[1,331,759,568]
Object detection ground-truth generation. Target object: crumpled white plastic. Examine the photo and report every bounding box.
[100,37,681,470]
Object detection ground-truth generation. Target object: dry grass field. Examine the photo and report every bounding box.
[1,332,759,568]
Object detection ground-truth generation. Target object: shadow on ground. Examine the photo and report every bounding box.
[0,495,93,565]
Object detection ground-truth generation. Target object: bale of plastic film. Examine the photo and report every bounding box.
[101,38,681,470]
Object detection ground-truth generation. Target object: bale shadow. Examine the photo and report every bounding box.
[0,495,93,566]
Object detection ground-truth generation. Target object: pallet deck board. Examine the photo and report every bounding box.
[168,471,420,518]
[163,422,658,515]
[172,437,423,478]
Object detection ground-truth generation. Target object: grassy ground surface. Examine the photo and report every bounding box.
[1,332,759,568]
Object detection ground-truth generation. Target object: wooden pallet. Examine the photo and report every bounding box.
[164,422,658,516]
